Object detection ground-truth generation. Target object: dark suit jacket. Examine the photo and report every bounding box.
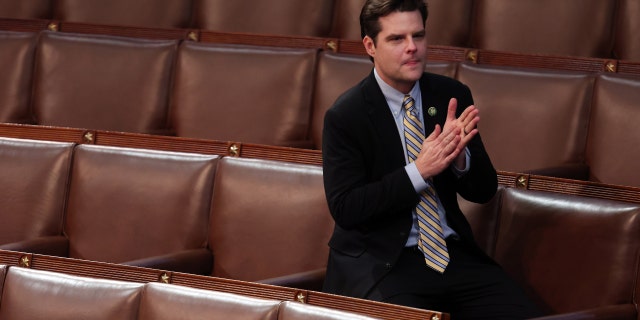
[321,70,498,299]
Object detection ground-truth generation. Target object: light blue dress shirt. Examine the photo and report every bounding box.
[373,69,470,246]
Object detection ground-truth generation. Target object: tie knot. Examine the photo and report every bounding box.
[402,95,415,111]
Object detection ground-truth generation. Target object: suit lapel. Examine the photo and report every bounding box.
[361,71,406,167]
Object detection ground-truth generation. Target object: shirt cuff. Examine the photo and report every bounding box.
[406,162,429,192]
[451,147,471,177]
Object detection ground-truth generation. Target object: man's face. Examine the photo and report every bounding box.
[363,10,427,94]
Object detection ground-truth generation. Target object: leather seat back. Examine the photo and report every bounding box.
[586,74,640,187]
[170,42,316,147]
[470,0,616,58]
[0,31,38,124]
[64,145,218,264]
[0,267,143,320]
[457,63,594,174]
[33,31,177,134]
[208,157,333,282]
[0,138,73,247]
[53,0,193,29]
[493,188,640,314]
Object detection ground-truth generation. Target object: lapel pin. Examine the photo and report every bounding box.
[427,107,437,117]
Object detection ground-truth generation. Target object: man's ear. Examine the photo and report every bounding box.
[363,35,376,58]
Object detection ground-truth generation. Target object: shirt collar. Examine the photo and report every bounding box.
[374,68,421,116]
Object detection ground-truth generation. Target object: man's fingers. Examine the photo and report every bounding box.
[446,98,458,122]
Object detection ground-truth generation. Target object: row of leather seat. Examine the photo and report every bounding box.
[0,0,638,61]
[0,265,382,320]
[1,29,639,187]
[1,134,639,319]
[0,137,332,290]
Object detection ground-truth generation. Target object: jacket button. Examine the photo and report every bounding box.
[385,263,392,269]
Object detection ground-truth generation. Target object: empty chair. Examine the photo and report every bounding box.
[0,31,38,124]
[586,74,640,187]
[53,0,193,29]
[33,31,177,134]
[170,42,316,147]
[613,0,640,61]
[138,282,281,320]
[493,188,640,315]
[456,63,594,178]
[470,0,617,58]
[0,0,53,19]
[208,157,333,290]
[63,145,219,274]
[193,0,333,37]
[0,267,143,320]
[0,137,73,256]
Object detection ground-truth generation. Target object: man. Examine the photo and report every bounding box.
[321,0,541,318]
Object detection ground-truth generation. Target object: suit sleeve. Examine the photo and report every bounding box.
[322,103,417,230]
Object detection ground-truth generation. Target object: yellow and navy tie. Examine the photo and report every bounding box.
[402,94,450,273]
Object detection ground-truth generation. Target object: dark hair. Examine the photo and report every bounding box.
[360,0,428,42]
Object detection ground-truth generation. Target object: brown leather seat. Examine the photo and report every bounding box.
[613,0,640,61]
[64,145,219,274]
[278,301,381,320]
[586,74,640,187]
[138,282,281,320]
[470,0,616,58]
[170,42,316,147]
[53,0,193,29]
[494,188,640,316]
[0,31,38,124]
[208,157,333,290]
[0,0,52,19]
[0,267,143,320]
[456,63,593,178]
[33,31,177,134]
[0,137,73,256]
[192,0,333,37]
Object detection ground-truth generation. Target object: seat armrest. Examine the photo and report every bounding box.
[123,248,213,275]
[0,236,69,257]
[524,163,590,180]
[530,304,637,320]
[257,267,326,291]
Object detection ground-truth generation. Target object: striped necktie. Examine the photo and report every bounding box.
[402,94,450,273]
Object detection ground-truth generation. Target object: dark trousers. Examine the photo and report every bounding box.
[371,238,543,320]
